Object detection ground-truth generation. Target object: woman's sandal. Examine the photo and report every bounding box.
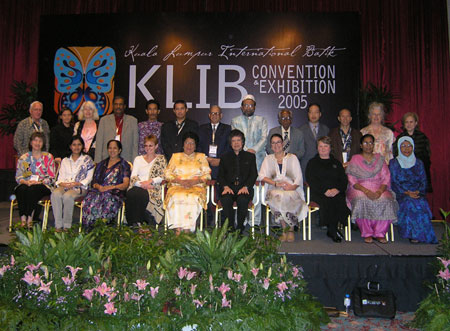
[376,237,388,244]
[364,237,373,244]
[287,231,295,242]
[279,233,287,242]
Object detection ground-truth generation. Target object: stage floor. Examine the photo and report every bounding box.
[279,222,442,257]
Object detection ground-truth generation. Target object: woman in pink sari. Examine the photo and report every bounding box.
[346,134,398,244]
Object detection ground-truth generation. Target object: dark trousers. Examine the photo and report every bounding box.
[316,194,349,236]
[125,186,149,226]
[15,184,50,217]
[220,193,252,231]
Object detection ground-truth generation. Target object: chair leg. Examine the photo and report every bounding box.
[78,204,83,233]
[251,207,255,239]
[308,212,312,240]
[304,212,308,241]
[200,209,203,231]
[9,200,15,233]
[42,201,50,232]
[265,206,270,237]
[390,223,394,242]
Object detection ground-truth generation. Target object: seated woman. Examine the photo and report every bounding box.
[389,137,437,244]
[15,132,56,228]
[51,135,94,230]
[218,129,257,232]
[259,133,307,242]
[306,136,349,243]
[346,134,398,244]
[164,132,211,234]
[82,140,130,227]
[73,101,99,159]
[126,134,166,226]
[49,107,74,163]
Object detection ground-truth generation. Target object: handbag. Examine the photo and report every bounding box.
[352,281,396,319]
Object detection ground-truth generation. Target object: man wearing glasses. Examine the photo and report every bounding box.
[198,105,231,180]
[266,109,305,162]
[231,94,268,226]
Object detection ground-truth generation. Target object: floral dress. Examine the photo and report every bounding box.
[164,152,211,231]
[82,157,131,226]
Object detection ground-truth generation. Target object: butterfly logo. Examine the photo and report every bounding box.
[54,46,116,116]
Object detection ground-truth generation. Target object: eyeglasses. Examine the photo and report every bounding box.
[280,117,292,120]
[400,144,413,148]
[210,112,220,116]
[362,141,374,145]
[242,104,255,109]
[271,141,283,145]
[144,144,154,148]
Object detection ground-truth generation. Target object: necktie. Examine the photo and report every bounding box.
[212,124,216,144]
[313,125,318,139]
[283,130,290,151]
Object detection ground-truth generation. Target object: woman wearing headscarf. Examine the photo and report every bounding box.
[389,136,437,244]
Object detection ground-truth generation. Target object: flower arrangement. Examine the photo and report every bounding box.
[412,209,450,330]
[0,222,328,329]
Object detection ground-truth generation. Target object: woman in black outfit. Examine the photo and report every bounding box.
[49,108,74,162]
[306,136,350,242]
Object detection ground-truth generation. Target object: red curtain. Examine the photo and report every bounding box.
[0,0,449,215]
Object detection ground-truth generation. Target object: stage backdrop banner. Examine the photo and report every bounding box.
[38,13,360,129]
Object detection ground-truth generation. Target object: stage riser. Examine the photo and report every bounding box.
[286,254,436,312]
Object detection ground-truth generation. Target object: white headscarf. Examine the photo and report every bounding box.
[396,136,416,169]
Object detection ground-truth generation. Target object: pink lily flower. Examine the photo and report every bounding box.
[0,265,10,277]
[190,284,197,295]
[66,266,82,280]
[193,299,205,308]
[251,268,259,277]
[438,257,450,269]
[62,275,73,286]
[186,271,196,280]
[124,292,130,302]
[104,302,117,315]
[233,273,242,282]
[24,262,42,272]
[227,270,234,280]
[174,287,181,296]
[108,291,118,302]
[262,278,270,290]
[150,286,159,298]
[178,267,188,279]
[240,283,248,294]
[38,280,53,294]
[95,282,112,297]
[292,267,299,278]
[277,281,288,293]
[134,279,149,291]
[82,289,94,301]
[131,293,143,301]
[217,282,231,296]
[10,255,15,266]
[221,296,231,308]
[94,275,101,284]
[438,268,450,281]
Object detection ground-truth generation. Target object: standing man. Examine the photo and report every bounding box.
[138,99,163,155]
[266,109,305,161]
[14,101,50,156]
[160,99,199,161]
[329,108,362,166]
[95,96,138,163]
[198,105,231,179]
[299,103,329,176]
[231,94,268,226]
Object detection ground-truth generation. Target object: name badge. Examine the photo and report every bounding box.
[115,134,121,141]
[342,152,348,163]
[209,144,218,158]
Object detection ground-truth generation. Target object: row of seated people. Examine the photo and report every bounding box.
[14,129,436,246]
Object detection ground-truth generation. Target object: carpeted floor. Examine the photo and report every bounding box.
[323,312,418,330]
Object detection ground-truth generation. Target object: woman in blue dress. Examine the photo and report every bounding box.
[389,136,437,244]
[82,140,131,227]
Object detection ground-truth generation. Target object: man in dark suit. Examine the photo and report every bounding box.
[218,130,257,232]
[329,108,362,166]
[299,103,329,176]
[198,105,231,179]
[266,109,305,161]
[160,100,199,161]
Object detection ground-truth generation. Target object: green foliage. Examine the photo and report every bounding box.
[412,209,450,330]
[358,82,398,128]
[178,220,253,275]
[10,225,106,272]
[0,80,38,135]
